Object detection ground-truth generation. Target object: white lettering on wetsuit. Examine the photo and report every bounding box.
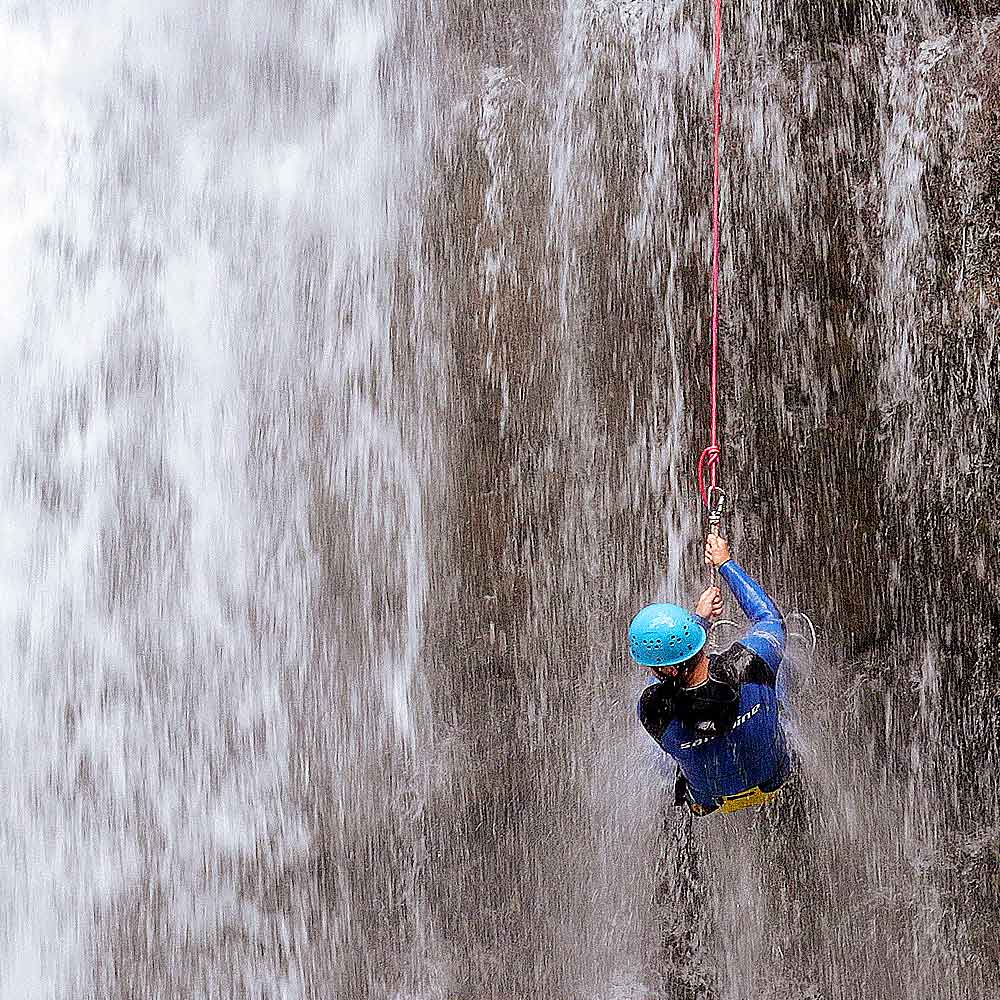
[679,702,761,750]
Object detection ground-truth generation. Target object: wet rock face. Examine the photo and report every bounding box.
[966,25,1000,303]
[940,0,1000,16]
[429,3,1000,997]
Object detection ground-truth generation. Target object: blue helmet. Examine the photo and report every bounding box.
[628,604,707,668]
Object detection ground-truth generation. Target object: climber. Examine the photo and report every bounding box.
[629,532,791,817]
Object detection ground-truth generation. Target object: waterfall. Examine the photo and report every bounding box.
[1,1,998,998]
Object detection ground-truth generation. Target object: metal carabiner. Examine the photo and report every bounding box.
[706,485,727,531]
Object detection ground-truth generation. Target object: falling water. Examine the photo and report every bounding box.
[1,1,998,998]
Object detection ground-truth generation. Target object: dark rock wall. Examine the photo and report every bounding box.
[418,1,1000,996]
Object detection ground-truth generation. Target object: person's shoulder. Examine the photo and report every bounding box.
[638,680,674,719]
[716,642,776,687]
[638,680,677,742]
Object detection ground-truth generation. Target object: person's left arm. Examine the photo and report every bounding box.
[718,559,785,674]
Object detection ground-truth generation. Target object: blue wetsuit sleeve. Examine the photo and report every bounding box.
[719,559,785,672]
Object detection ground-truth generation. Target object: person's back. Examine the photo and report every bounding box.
[630,533,791,816]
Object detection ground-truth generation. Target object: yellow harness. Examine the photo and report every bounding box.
[718,784,784,814]
[690,783,784,817]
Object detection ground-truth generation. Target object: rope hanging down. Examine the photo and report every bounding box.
[697,0,725,525]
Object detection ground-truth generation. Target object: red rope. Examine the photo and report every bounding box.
[697,0,724,512]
